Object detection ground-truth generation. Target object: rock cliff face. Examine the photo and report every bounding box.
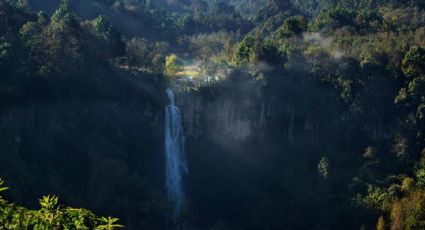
[177,90,318,144]
[173,80,337,229]
[179,97,255,140]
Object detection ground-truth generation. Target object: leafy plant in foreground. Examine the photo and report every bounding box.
[0,179,124,229]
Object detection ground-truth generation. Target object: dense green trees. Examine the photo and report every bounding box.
[0,1,168,229]
[125,37,168,71]
[0,178,123,229]
[180,1,425,229]
[276,16,307,38]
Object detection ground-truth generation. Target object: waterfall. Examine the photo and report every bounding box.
[164,88,188,219]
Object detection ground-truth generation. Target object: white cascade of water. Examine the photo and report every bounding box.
[164,88,188,219]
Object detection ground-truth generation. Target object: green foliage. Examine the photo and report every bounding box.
[165,54,180,75]
[93,15,113,39]
[51,0,78,27]
[0,178,9,193]
[308,5,386,33]
[310,6,357,32]
[317,157,330,179]
[276,16,308,38]
[402,177,415,191]
[402,46,425,79]
[39,195,59,211]
[97,217,124,230]
[233,35,280,65]
[0,41,12,62]
[187,31,238,61]
[356,183,400,212]
[5,0,29,9]
[360,169,425,229]
[417,169,425,188]
[395,46,425,132]
[0,180,123,229]
[125,37,168,71]
[37,11,49,25]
